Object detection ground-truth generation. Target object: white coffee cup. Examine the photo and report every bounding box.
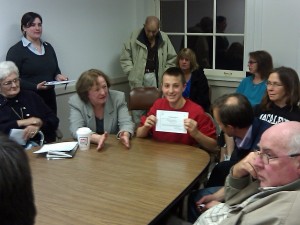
[76,127,92,150]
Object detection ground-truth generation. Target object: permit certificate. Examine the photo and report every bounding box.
[155,110,189,133]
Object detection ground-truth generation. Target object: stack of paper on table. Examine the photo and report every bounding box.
[33,141,78,159]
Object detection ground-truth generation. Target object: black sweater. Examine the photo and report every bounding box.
[6,41,61,113]
[0,90,59,143]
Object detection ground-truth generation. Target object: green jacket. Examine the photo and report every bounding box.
[120,29,177,89]
[222,172,300,225]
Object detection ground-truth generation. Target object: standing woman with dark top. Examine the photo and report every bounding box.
[176,48,211,112]
[6,12,68,114]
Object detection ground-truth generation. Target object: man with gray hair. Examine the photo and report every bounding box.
[194,121,300,225]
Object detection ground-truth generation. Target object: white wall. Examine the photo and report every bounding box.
[1,0,299,79]
[262,0,300,72]
[0,0,156,138]
[246,0,300,74]
[0,0,155,79]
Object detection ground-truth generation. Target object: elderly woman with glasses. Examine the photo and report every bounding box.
[0,61,59,144]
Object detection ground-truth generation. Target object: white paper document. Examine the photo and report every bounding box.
[9,129,26,145]
[44,80,76,86]
[155,110,189,134]
[33,141,78,154]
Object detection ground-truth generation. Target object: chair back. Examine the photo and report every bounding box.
[205,112,222,163]
[128,87,161,111]
[205,112,221,136]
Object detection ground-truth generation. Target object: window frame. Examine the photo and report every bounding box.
[156,0,251,79]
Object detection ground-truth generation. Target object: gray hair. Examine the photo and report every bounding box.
[0,61,19,81]
[288,132,300,155]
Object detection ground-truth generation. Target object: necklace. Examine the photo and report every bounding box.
[11,107,24,119]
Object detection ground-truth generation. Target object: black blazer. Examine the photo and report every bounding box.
[189,68,211,112]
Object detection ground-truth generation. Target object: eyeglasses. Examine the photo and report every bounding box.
[255,150,300,165]
[1,78,20,87]
[248,61,257,65]
[266,81,283,88]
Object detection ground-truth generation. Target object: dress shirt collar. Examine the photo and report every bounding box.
[21,36,45,55]
[235,125,253,149]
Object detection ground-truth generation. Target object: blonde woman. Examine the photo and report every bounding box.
[176,48,211,112]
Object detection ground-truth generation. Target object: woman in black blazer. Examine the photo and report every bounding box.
[176,48,211,112]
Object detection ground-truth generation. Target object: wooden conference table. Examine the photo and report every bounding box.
[28,136,210,225]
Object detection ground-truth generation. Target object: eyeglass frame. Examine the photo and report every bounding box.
[0,78,21,87]
[255,150,300,165]
[248,61,257,65]
[266,81,284,88]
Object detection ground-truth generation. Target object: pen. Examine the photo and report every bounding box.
[64,78,68,90]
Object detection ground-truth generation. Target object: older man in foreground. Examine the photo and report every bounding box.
[194,121,300,225]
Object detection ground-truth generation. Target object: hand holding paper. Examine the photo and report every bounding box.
[183,118,199,136]
[144,115,157,128]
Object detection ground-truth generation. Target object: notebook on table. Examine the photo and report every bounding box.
[33,141,78,159]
